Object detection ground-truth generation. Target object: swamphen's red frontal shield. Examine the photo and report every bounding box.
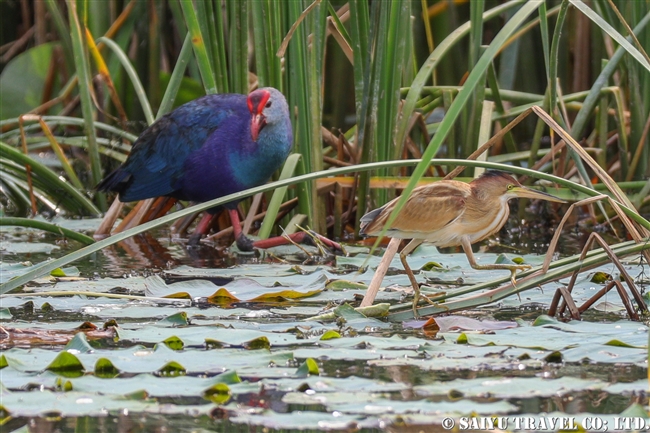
[97,88,339,251]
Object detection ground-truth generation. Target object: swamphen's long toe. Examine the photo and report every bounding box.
[236,233,255,252]
[188,233,203,246]
[251,231,343,254]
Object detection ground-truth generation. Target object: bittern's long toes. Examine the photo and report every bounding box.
[411,286,437,319]
[506,264,532,283]
[508,265,531,301]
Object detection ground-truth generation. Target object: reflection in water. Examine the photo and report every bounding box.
[98,230,237,276]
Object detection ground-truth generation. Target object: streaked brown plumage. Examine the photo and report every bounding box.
[360,171,566,317]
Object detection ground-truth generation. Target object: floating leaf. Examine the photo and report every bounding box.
[326,280,367,290]
[242,336,270,350]
[545,351,563,363]
[333,303,366,321]
[159,312,189,326]
[46,352,84,375]
[0,308,12,320]
[157,361,186,377]
[421,261,443,271]
[495,253,516,265]
[162,336,185,351]
[207,288,240,304]
[64,333,93,353]
[590,271,612,283]
[604,339,645,349]
[295,358,320,377]
[0,404,10,425]
[205,339,225,349]
[532,315,560,326]
[320,330,341,341]
[203,383,231,404]
[50,268,67,277]
[214,370,242,384]
[94,358,119,378]
[120,390,150,401]
[55,377,73,392]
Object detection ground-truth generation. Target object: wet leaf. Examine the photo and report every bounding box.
[0,308,12,320]
[159,312,189,326]
[65,333,93,353]
[590,271,612,283]
[295,358,320,377]
[320,330,341,340]
[214,370,242,384]
[242,336,271,350]
[157,361,186,377]
[162,336,185,350]
[326,280,368,290]
[94,358,119,378]
[205,339,225,349]
[604,339,644,349]
[495,253,516,265]
[203,383,231,404]
[544,351,563,363]
[421,261,443,271]
[50,268,67,277]
[46,352,84,374]
[55,377,73,392]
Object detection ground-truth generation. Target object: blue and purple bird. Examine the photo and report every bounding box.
[97,87,337,251]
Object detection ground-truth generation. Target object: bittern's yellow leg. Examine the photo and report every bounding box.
[399,239,436,318]
[460,237,531,287]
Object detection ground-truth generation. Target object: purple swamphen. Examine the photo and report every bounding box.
[97,87,339,251]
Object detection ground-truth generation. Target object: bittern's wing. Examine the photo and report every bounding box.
[360,180,469,237]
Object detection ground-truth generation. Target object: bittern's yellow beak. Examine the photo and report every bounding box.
[511,186,566,203]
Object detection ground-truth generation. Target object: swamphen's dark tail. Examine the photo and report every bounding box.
[96,169,131,195]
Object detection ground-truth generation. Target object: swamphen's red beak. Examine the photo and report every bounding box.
[250,113,266,142]
[248,89,271,142]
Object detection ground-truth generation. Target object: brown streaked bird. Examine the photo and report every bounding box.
[360,171,566,317]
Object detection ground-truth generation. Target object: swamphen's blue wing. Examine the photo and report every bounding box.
[97,93,250,203]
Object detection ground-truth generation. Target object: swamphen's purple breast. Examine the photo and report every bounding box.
[97,88,293,211]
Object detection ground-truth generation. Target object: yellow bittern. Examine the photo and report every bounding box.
[360,171,566,316]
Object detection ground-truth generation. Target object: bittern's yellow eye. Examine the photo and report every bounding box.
[507,184,514,190]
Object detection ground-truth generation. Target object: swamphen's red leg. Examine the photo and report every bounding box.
[228,208,342,253]
[189,212,218,245]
